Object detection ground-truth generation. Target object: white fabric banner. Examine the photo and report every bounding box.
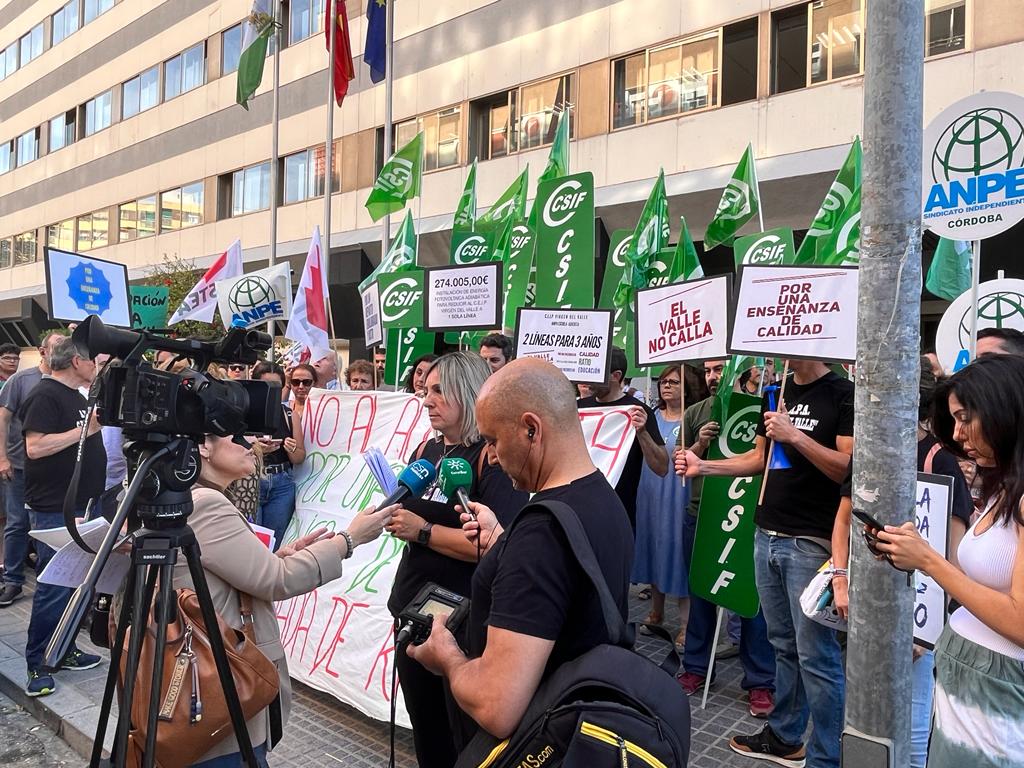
[216,262,293,330]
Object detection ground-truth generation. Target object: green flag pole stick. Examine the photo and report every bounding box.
[395,331,402,390]
[758,360,790,505]
[701,607,726,710]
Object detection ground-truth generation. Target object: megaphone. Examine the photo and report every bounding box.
[764,385,792,470]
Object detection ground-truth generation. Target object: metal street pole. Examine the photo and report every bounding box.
[381,0,395,256]
[267,0,282,361]
[844,2,924,766]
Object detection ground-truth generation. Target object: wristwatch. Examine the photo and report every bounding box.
[417,522,434,545]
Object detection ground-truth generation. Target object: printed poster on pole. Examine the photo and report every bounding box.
[514,307,613,384]
[44,248,132,327]
[633,275,731,366]
[424,262,502,332]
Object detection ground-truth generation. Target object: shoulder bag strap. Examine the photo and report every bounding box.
[239,592,257,643]
[923,442,940,475]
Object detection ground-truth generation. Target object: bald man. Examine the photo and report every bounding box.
[408,358,634,741]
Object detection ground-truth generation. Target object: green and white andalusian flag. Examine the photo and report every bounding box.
[795,138,862,264]
[365,132,424,222]
[236,1,275,110]
[704,144,760,250]
[453,158,478,231]
[359,209,417,291]
[926,238,972,301]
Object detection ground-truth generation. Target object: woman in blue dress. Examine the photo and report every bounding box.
[633,363,690,646]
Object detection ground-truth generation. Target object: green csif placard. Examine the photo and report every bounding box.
[385,326,436,389]
[378,270,425,329]
[503,222,536,331]
[689,389,763,617]
[130,285,169,329]
[534,172,595,308]
[733,227,796,268]
[450,230,494,265]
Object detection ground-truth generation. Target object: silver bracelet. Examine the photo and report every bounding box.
[340,530,355,559]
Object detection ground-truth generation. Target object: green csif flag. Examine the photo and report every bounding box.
[365,133,423,222]
[359,209,417,292]
[385,327,436,390]
[501,220,535,330]
[673,216,703,281]
[795,138,862,264]
[236,1,275,110]
[477,169,529,232]
[704,144,760,251]
[613,169,669,307]
[926,238,972,301]
[453,158,478,232]
[526,110,571,229]
[817,186,861,266]
[534,171,595,308]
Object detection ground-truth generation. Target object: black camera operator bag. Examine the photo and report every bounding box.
[455,500,690,768]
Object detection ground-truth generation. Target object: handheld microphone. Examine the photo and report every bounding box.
[379,459,437,508]
[438,457,474,516]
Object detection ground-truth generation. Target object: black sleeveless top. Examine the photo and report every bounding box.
[262,404,294,466]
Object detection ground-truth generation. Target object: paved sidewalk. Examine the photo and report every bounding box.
[0,575,763,766]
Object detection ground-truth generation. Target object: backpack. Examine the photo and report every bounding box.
[455,500,691,768]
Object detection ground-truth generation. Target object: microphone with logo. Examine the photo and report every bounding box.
[379,458,437,509]
[439,457,481,558]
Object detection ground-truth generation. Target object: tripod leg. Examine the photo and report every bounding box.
[142,562,176,768]
[90,564,139,768]
[114,563,159,768]
[182,539,260,768]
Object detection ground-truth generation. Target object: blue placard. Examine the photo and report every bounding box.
[45,248,131,327]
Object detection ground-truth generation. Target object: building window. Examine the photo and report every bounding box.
[0,240,10,269]
[471,76,573,160]
[470,91,517,160]
[50,110,77,151]
[926,0,967,57]
[722,18,758,106]
[16,129,38,167]
[518,74,574,151]
[181,182,204,228]
[119,195,158,241]
[84,0,114,25]
[395,107,461,172]
[14,231,37,265]
[52,0,81,46]
[47,219,76,251]
[289,0,325,45]
[810,0,863,85]
[2,45,18,81]
[231,162,271,216]
[222,24,242,74]
[83,90,113,136]
[283,144,339,204]
[77,210,109,251]
[0,141,12,174]
[165,42,206,101]
[771,4,808,95]
[122,65,159,119]
[19,24,44,68]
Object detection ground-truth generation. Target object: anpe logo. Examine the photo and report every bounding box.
[957,291,1024,348]
[741,234,786,265]
[542,179,588,227]
[380,276,422,323]
[931,108,1024,183]
[718,404,760,458]
[453,234,488,264]
[229,276,274,312]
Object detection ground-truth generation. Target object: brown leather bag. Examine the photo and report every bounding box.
[120,589,280,767]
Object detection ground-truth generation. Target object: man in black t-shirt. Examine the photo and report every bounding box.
[20,338,106,697]
[676,358,853,768]
[576,347,667,528]
[407,358,633,741]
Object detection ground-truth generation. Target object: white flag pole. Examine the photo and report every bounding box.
[701,607,725,710]
[968,239,981,360]
[324,0,340,386]
[267,0,282,362]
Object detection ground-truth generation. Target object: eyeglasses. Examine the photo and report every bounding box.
[660,380,681,387]
[290,379,314,388]
[0,355,19,362]
[228,364,247,372]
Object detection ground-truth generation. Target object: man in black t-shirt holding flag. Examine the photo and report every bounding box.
[677,358,853,768]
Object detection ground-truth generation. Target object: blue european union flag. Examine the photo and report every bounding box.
[365,0,386,84]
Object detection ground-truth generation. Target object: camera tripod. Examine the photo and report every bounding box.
[45,437,261,768]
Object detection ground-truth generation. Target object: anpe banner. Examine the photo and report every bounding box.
[450,230,493,265]
[634,276,731,366]
[503,222,536,331]
[577,406,638,487]
[689,390,763,617]
[733,228,796,268]
[378,271,424,329]
[514,308,613,384]
[384,327,435,389]
[934,277,1024,372]
[216,263,293,330]
[534,172,595,308]
[729,265,859,363]
[130,285,169,329]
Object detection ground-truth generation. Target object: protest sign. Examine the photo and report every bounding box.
[914,472,953,649]
[502,222,536,331]
[934,277,1024,373]
[577,406,638,486]
[424,262,501,332]
[379,271,424,330]
[450,231,493,265]
[730,265,858,363]
[733,228,796,268]
[514,308,612,384]
[360,282,383,347]
[634,275,731,366]
[598,230,633,310]
[44,248,132,327]
[689,391,762,617]
[216,263,292,330]
[384,327,435,389]
[129,285,169,329]
[534,172,595,308]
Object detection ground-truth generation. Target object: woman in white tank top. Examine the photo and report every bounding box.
[877,354,1024,768]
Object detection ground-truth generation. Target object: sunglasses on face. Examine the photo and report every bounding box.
[228,365,247,372]
[290,378,314,387]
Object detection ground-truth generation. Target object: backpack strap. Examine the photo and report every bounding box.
[923,442,940,475]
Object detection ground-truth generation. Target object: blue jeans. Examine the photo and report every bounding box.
[190,744,268,767]
[911,649,935,768]
[754,529,844,768]
[257,470,295,552]
[681,513,775,690]
[25,508,84,672]
[2,469,28,585]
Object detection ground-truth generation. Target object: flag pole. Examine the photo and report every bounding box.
[267,0,282,363]
[968,239,981,360]
[381,0,395,256]
[324,0,341,386]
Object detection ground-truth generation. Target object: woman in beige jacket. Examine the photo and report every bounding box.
[174,434,394,767]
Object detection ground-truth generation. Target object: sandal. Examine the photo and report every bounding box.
[637,586,652,600]
[638,612,663,634]
[675,628,686,649]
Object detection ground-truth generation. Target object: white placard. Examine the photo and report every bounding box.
[934,277,1024,373]
[922,91,1024,240]
[44,248,132,327]
[914,472,953,649]
[514,308,613,384]
[730,265,859,363]
[360,282,383,347]
[424,262,502,332]
[634,275,731,366]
